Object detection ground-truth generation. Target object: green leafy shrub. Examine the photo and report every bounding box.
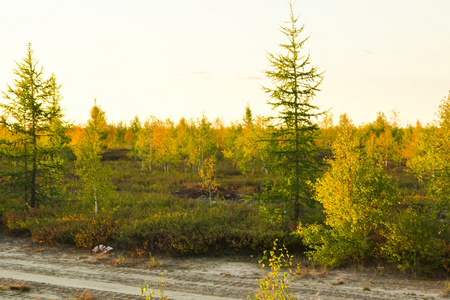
[115,204,301,256]
[3,210,33,233]
[298,132,400,267]
[74,215,120,248]
[8,211,119,248]
[3,207,57,234]
[30,214,87,245]
[382,206,448,272]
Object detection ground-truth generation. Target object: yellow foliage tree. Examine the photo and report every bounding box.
[70,100,114,215]
[298,130,400,266]
[199,156,218,210]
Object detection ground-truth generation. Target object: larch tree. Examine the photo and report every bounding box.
[318,112,335,149]
[230,108,272,175]
[336,113,355,132]
[213,117,227,160]
[197,115,216,169]
[199,156,218,211]
[243,103,253,127]
[0,43,68,208]
[70,100,114,215]
[152,119,176,172]
[375,130,397,167]
[105,123,117,149]
[124,116,141,150]
[114,121,127,149]
[132,116,157,171]
[263,2,323,223]
[186,115,215,173]
[174,117,191,174]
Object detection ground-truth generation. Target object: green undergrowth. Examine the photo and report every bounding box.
[2,202,302,256]
[1,159,303,256]
[3,158,447,273]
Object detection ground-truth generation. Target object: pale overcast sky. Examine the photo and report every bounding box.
[1,0,449,126]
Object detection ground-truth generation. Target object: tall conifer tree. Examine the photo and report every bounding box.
[263,2,323,222]
[0,43,68,208]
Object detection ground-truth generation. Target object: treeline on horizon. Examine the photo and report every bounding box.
[1,4,449,275]
[67,105,432,173]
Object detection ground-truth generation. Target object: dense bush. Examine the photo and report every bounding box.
[31,214,87,245]
[114,204,301,256]
[382,206,450,272]
[1,197,302,256]
[298,132,401,267]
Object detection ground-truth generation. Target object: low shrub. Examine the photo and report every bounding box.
[114,204,302,256]
[382,206,449,272]
[3,207,57,234]
[116,210,226,255]
[74,216,120,248]
[30,214,87,245]
[3,210,32,233]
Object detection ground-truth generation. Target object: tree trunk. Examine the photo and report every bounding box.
[209,187,212,211]
[24,141,29,205]
[30,125,37,208]
[293,70,300,223]
[94,177,98,215]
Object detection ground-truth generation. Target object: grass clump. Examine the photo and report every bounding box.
[74,290,96,299]
[441,281,450,298]
[9,284,31,292]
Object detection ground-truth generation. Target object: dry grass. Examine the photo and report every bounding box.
[292,257,328,280]
[441,281,450,298]
[362,279,373,291]
[331,277,346,286]
[8,284,31,292]
[74,290,96,300]
[108,252,162,269]
[296,267,328,280]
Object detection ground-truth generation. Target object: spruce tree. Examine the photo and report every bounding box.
[263,2,323,223]
[0,43,68,208]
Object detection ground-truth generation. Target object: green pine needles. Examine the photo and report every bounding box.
[263,2,324,223]
[0,43,69,208]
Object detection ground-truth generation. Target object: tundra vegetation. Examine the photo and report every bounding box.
[0,4,449,277]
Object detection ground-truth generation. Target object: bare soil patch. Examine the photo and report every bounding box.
[173,184,244,201]
[0,231,447,299]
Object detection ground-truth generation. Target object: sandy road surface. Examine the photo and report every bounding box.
[0,232,447,299]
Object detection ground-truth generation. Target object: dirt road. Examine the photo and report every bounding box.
[0,231,447,299]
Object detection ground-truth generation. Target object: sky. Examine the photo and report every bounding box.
[1,0,450,127]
